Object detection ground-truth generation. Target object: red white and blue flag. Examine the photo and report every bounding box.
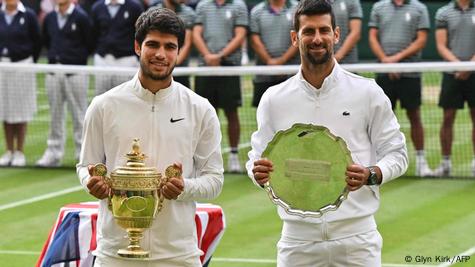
[36,202,225,267]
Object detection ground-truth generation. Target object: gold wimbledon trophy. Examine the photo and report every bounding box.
[92,138,181,258]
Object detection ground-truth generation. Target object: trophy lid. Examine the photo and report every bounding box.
[110,138,161,179]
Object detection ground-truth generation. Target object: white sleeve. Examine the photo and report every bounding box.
[76,96,106,191]
[246,93,275,188]
[177,107,224,201]
[368,81,408,184]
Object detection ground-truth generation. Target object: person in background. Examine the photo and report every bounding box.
[332,0,362,64]
[78,7,223,266]
[368,0,432,177]
[153,0,195,88]
[249,0,299,107]
[434,0,475,177]
[0,0,41,166]
[36,0,93,167]
[193,0,248,172]
[91,0,143,95]
[247,1,408,266]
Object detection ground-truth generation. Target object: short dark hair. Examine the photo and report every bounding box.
[135,7,186,49]
[293,0,336,32]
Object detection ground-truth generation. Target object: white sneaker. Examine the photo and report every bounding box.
[36,150,61,167]
[433,163,451,177]
[415,158,433,177]
[0,151,13,166]
[228,153,242,173]
[11,151,26,167]
[472,159,475,177]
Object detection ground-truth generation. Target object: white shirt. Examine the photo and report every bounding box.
[105,0,125,18]
[54,3,75,29]
[77,74,224,260]
[246,62,408,239]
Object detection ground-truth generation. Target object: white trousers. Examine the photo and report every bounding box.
[93,54,138,96]
[93,255,201,267]
[45,73,88,158]
[277,230,383,267]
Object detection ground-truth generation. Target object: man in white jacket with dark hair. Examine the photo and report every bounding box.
[77,7,223,267]
[246,0,407,266]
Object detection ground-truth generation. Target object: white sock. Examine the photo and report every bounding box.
[442,156,451,167]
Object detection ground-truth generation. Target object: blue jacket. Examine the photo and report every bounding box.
[0,7,41,62]
[42,6,93,65]
[91,0,143,58]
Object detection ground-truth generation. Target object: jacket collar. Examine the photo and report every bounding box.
[297,59,340,97]
[55,3,75,16]
[131,73,175,101]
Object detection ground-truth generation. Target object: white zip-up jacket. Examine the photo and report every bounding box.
[246,62,408,241]
[77,74,224,260]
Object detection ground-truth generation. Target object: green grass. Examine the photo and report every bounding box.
[0,168,474,267]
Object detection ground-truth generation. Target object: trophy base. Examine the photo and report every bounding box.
[117,248,149,259]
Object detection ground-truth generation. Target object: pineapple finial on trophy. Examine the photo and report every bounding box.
[126,138,146,164]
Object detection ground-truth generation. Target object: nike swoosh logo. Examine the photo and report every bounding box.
[170,117,185,123]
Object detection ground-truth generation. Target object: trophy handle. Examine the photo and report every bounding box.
[92,163,113,211]
[156,165,183,213]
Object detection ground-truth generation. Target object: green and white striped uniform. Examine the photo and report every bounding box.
[333,0,363,64]
[195,0,248,66]
[369,0,429,66]
[435,1,475,61]
[154,3,196,67]
[250,0,298,82]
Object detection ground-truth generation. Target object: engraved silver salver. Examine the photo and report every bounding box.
[262,124,353,218]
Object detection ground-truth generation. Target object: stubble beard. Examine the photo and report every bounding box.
[303,42,333,66]
[140,59,175,81]
[306,48,332,66]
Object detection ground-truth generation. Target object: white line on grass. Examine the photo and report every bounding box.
[0,250,39,255]
[0,186,83,212]
[437,246,475,267]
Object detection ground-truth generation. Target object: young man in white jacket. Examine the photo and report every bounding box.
[77,7,224,267]
[246,0,408,266]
